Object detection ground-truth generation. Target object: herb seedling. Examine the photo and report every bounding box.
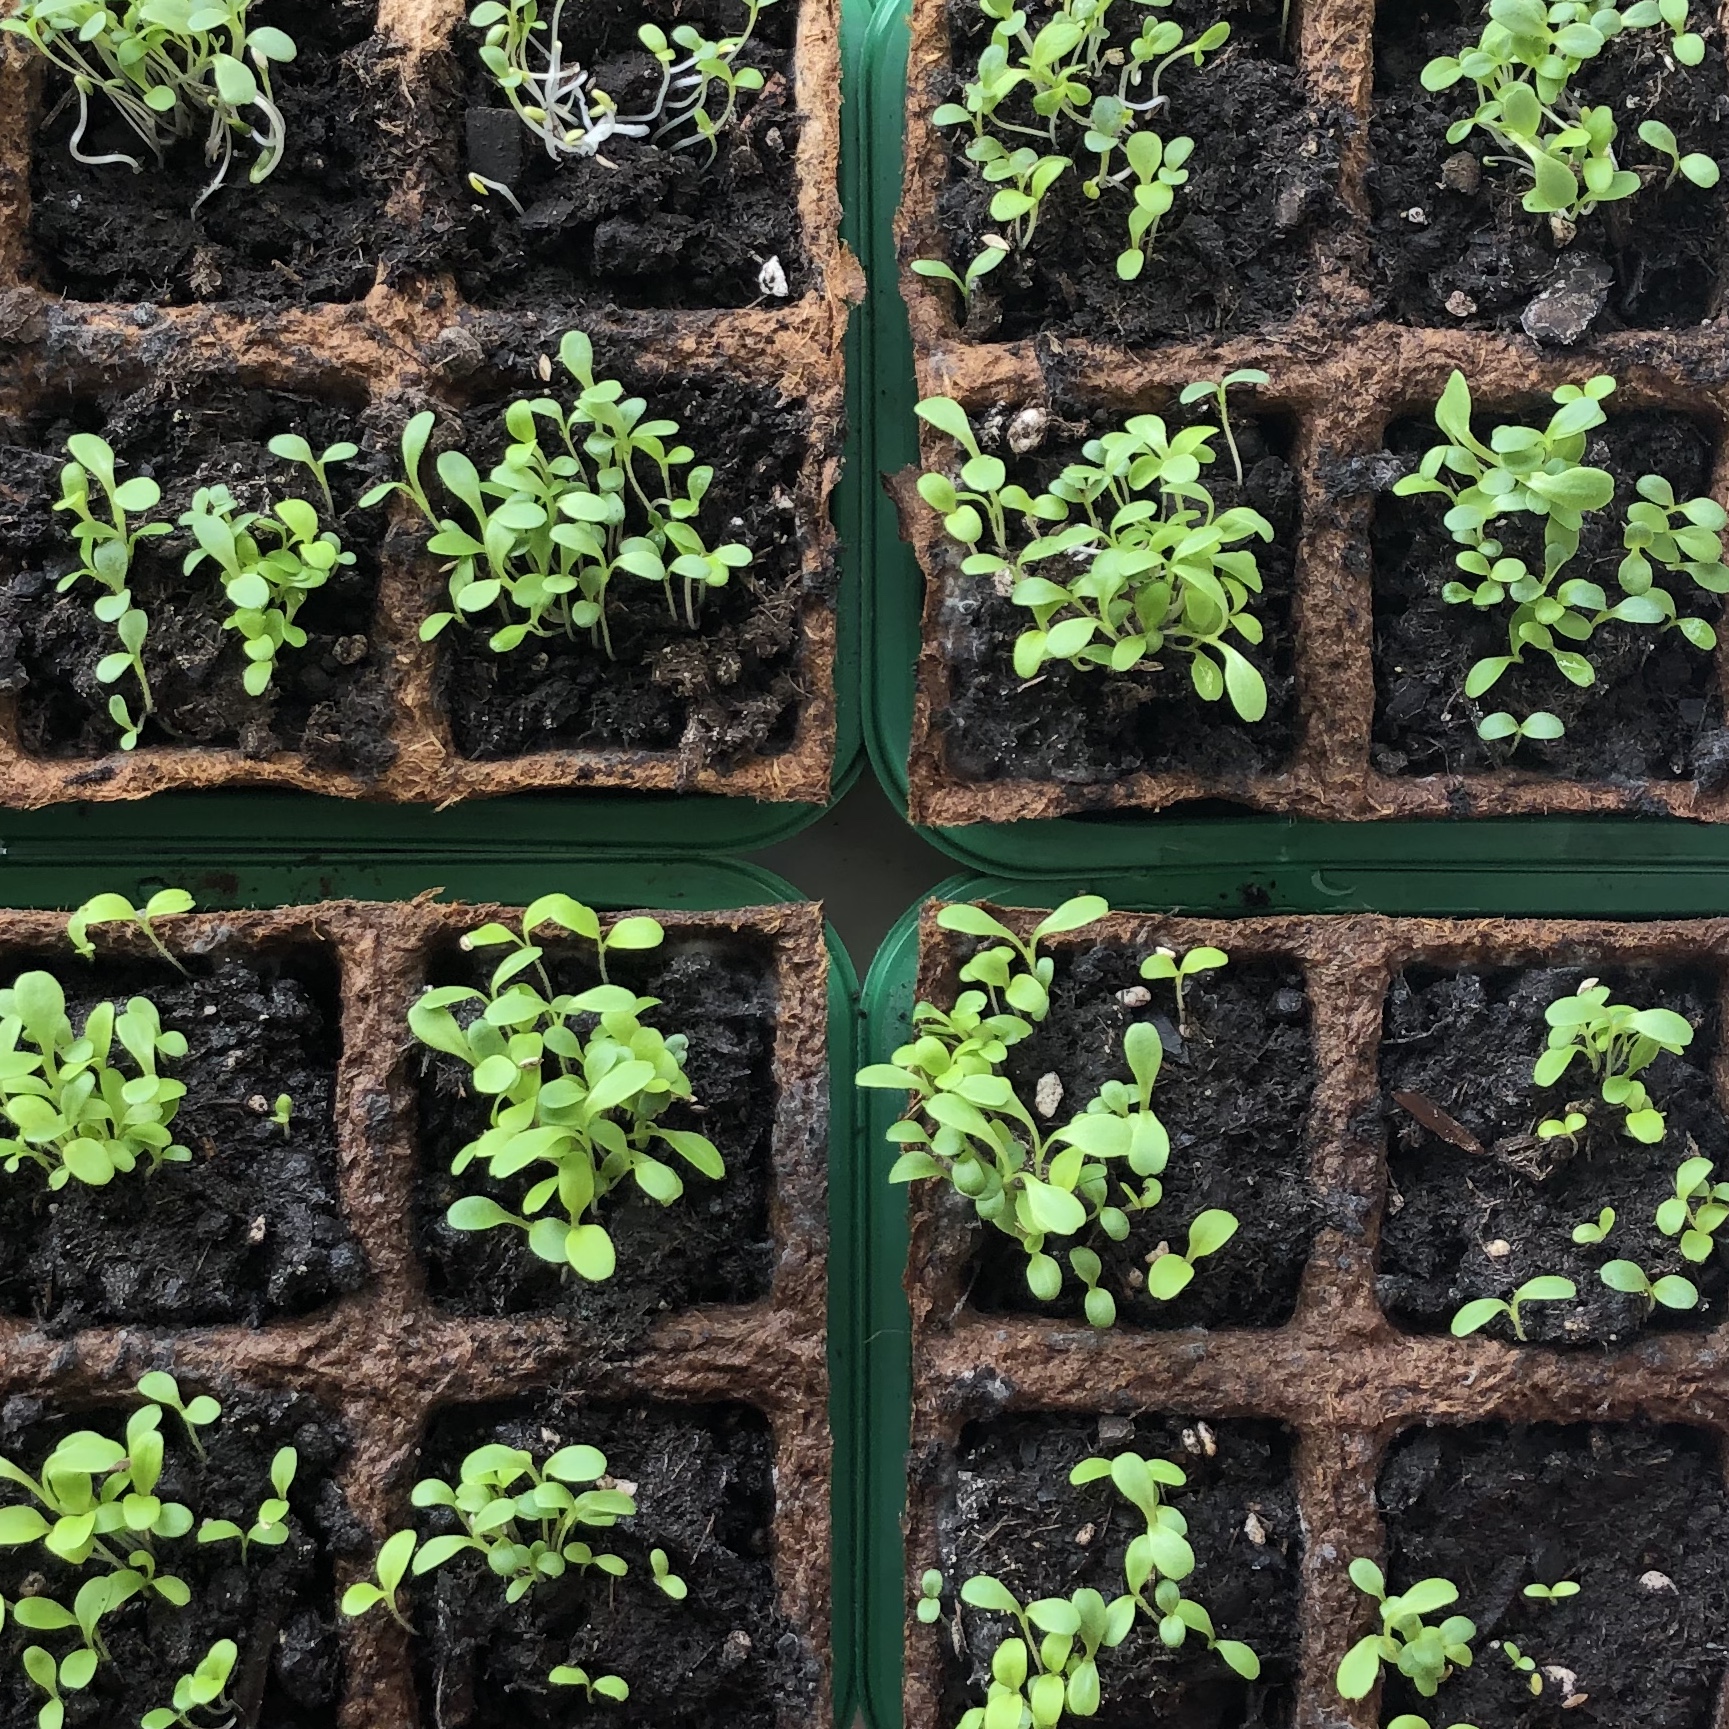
[1392,371,1729,743]
[915,389,1273,718]
[917,1567,945,1623]
[196,1446,296,1560]
[410,896,722,1283]
[1534,980,1693,1143]
[1419,1,1719,226]
[1450,1274,1577,1342]
[1336,1559,1476,1702]
[1539,1108,1588,1148]
[1139,943,1227,1038]
[1498,1639,1542,1695]
[550,1665,631,1701]
[911,239,1008,312]
[0,1,298,207]
[68,887,194,969]
[1655,1155,1729,1262]
[1599,1257,1698,1312]
[1524,1578,1580,1601]
[142,1638,239,1729]
[366,332,751,657]
[1178,372,1269,487]
[1572,1206,1614,1245]
[266,434,359,516]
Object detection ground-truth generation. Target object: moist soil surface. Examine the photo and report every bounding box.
[0,945,362,1332]
[961,939,1317,1328]
[0,377,397,777]
[419,0,808,310]
[24,0,414,307]
[1379,1423,1729,1729]
[929,0,1343,345]
[936,407,1300,789]
[0,1384,362,1729]
[415,930,777,1334]
[426,349,814,768]
[935,1414,1299,1728]
[1377,963,1729,1345]
[408,1396,818,1729]
[1369,1,1729,337]
[1370,409,1729,786]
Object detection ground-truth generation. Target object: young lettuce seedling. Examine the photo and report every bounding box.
[1524,1578,1580,1601]
[1498,1639,1542,1695]
[142,1638,240,1729]
[1599,1256,1698,1313]
[1572,1205,1614,1245]
[1656,1155,1729,1262]
[410,896,722,1284]
[67,887,195,969]
[1535,980,1693,1143]
[196,1446,296,1560]
[1450,1275,1577,1342]
[1336,1559,1476,1703]
[1139,943,1227,1039]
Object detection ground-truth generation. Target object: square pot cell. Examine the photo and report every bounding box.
[1368,0,1729,336]
[7,0,416,307]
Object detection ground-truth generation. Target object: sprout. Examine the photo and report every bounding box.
[1336,1558,1475,1703]
[1450,1275,1577,1343]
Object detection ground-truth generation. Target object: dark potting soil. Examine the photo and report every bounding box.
[415,930,777,1331]
[0,942,362,1331]
[1369,0,1729,337]
[1379,1423,1729,1729]
[1369,408,1728,785]
[929,0,1344,345]
[1377,963,1729,1345]
[24,0,414,306]
[960,938,1317,1328]
[934,1414,1299,1728]
[408,1397,818,1729]
[0,377,397,777]
[0,1384,363,1729]
[418,0,808,310]
[427,351,814,767]
[936,406,1299,790]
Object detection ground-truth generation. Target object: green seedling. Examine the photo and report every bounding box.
[410,896,722,1284]
[0,971,190,1191]
[1387,1719,1480,1729]
[911,239,1008,312]
[469,0,779,170]
[1178,371,1269,486]
[0,0,297,207]
[1336,1559,1476,1702]
[1139,943,1227,1038]
[651,1546,688,1600]
[917,1567,945,1623]
[1498,1639,1542,1695]
[1599,1257,1698,1313]
[135,1371,221,1458]
[1535,981,1693,1143]
[142,1638,239,1729]
[1478,709,1564,751]
[915,391,1273,718]
[365,332,750,657]
[1524,1578,1581,1601]
[181,483,355,695]
[1538,1108,1588,1147]
[196,1445,296,1560]
[1144,1210,1238,1301]
[1420,0,1718,224]
[271,1092,292,1133]
[1392,371,1728,743]
[1572,1205,1614,1245]
[266,433,358,515]
[1656,1156,1729,1262]
[340,1528,417,1631]
[1450,1275,1577,1342]
[67,887,194,969]
[549,1665,631,1701]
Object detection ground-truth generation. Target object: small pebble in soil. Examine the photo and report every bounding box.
[1034,1072,1063,1118]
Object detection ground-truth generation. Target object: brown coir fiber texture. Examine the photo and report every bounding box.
[893,1,1729,823]
[899,901,1729,1729]
[0,897,832,1728]
[0,1,859,806]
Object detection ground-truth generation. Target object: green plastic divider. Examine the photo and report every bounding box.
[0,848,861,1729]
[856,861,1729,1729]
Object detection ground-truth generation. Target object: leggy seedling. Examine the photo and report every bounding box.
[67,887,194,970]
[1534,980,1693,1143]
[1139,943,1227,1039]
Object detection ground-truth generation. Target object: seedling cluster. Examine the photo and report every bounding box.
[1420,1,1720,228]
[1,0,298,208]
[0,1373,296,1729]
[411,895,723,1284]
[860,897,1241,1328]
[1392,371,1729,746]
[343,1438,689,1697]
[913,0,1232,302]
[367,331,751,660]
[918,1442,1258,1728]
[915,379,1273,720]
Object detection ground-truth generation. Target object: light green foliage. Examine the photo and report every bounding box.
[196,1446,295,1561]
[1656,1155,1729,1262]
[1450,1275,1576,1342]
[1387,1718,1480,1729]
[918,1568,946,1623]
[1534,981,1693,1142]
[1498,1639,1542,1695]
[67,888,194,969]
[1420,0,1718,222]
[919,0,1228,293]
[912,239,1009,311]
[1599,1256,1698,1312]
[0,1377,286,1727]
[914,391,1272,718]
[364,333,750,658]
[1177,372,1269,487]
[860,898,1239,1328]
[1538,1108,1587,1147]
[409,896,722,1284]
[1139,942,1226,1037]
[468,0,778,169]
[1571,1205,1613,1245]
[0,0,296,205]
[1477,708,1564,751]
[1336,1559,1476,1702]
[50,434,172,750]
[1392,371,1729,743]
[141,1638,239,1729]
[343,1438,678,1698]
[0,970,189,1190]
[1523,1578,1580,1601]
[266,434,358,515]
[181,483,355,696]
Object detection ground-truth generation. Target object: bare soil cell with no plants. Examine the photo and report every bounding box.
[0,945,362,1331]
[0,1384,362,1729]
